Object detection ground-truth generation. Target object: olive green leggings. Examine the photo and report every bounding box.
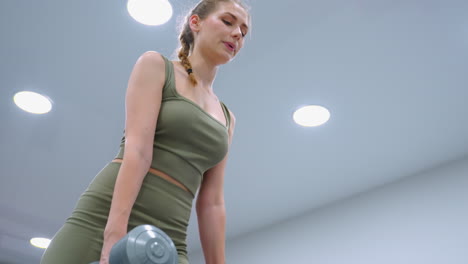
[40,162,192,264]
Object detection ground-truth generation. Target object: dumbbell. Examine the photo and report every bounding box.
[90,224,178,264]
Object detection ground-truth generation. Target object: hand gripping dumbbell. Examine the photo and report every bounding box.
[90,225,178,264]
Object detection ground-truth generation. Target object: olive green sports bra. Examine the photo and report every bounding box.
[115,54,231,197]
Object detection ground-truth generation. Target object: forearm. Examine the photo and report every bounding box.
[107,149,151,227]
[197,204,226,264]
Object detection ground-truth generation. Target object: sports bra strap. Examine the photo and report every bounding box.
[220,102,231,129]
[160,54,177,99]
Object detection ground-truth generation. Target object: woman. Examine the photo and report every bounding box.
[40,0,250,263]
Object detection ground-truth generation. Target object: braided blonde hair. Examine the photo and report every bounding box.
[177,0,250,86]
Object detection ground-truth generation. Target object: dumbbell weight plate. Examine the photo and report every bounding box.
[110,225,178,264]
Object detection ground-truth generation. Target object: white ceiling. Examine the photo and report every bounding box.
[1,0,468,263]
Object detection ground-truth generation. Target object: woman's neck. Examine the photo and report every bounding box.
[187,52,219,92]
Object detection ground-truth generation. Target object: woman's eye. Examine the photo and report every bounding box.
[222,19,232,26]
[223,19,246,37]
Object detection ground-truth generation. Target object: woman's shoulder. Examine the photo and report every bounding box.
[129,51,169,82]
[136,50,167,68]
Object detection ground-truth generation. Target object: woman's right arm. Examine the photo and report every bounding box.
[99,51,166,264]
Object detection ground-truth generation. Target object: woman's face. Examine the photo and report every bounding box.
[190,2,249,64]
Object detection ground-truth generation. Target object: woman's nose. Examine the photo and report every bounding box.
[232,27,242,39]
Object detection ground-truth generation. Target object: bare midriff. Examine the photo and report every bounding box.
[111,158,190,193]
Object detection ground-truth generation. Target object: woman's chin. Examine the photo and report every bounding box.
[223,52,237,64]
[214,55,232,65]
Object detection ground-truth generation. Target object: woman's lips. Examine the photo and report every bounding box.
[224,42,235,52]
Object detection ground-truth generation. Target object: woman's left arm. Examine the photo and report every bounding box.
[196,111,236,264]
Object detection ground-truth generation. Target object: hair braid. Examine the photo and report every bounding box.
[178,25,198,86]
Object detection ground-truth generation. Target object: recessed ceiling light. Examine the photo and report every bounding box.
[13,91,53,114]
[293,105,330,127]
[30,237,51,249]
[127,0,173,26]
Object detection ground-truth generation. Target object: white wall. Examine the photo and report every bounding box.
[189,156,468,264]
